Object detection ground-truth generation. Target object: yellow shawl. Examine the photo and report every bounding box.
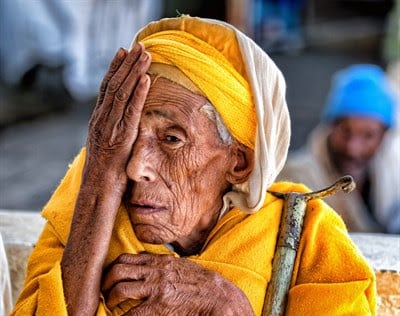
[11,149,376,315]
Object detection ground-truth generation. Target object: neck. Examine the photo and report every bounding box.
[353,171,369,194]
[172,212,220,257]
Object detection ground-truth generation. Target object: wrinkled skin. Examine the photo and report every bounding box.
[124,73,249,255]
[61,43,254,316]
[327,117,386,191]
[102,253,253,316]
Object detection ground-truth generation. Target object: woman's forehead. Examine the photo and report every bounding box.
[145,76,208,112]
[334,116,386,131]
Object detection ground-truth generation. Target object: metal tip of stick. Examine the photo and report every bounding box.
[339,175,356,193]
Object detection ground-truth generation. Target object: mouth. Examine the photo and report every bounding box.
[340,156,364,168]
[128,200,166,214]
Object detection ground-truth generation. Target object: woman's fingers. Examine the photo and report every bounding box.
[107,51,151,146]
[102,261,153,293]
[96,47,127,106]
[106,280,150,309]
[88,42,150,151]
[113,51,151,115]
[124,74,150,127]
[101,254,250,314]
[100,43,146,118]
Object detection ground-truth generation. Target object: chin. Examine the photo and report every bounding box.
[133,224,172,245]
[338,160,363,176]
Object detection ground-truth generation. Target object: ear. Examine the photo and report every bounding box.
[226,141,254,184]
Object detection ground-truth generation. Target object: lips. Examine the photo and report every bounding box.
[129,200,166,214]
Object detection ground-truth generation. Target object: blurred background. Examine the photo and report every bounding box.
[0,0,397,211]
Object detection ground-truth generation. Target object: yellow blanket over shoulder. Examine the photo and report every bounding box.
[11,149,376,315]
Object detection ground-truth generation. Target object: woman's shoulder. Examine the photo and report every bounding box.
[41,148,87,244]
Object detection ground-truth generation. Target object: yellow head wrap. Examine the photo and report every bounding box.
[135,16,256,149]
[133,16,290,212]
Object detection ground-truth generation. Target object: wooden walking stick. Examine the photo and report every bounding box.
[262,175,356,316]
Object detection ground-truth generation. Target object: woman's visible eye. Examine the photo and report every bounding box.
[158,127,186,148]
[165,135,181,143]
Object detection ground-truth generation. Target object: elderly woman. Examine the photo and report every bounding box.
[12,16,376,315]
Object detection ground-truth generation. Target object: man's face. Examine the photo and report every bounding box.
[327,117,386,180]
[125,77,234,253]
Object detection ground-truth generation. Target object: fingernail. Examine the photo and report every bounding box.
[117,47,125,57]
[141,52,149,61]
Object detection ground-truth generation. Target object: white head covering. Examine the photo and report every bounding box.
[206,19,290,213]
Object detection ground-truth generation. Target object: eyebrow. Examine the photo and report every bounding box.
[144,108,191,137]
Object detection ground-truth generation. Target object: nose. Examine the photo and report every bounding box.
[344,136,365,158]
[126,138,157,182]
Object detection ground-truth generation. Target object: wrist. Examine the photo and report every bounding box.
[81,161,127,195]
[214,281,254,316]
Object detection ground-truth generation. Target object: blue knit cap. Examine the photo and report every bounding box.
[322,64,395,128]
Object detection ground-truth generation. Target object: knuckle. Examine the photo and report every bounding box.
[108,77,121,92]
[124,103,135,118]
[124,52,136,65]
[112,282,129,299]
[109,58,122,71]
[134,62,147,76]
[116,253,132,264]
[99,70,114,90]
[115,88,129,102]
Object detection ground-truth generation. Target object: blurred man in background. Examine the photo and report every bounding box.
[278,64,399,233]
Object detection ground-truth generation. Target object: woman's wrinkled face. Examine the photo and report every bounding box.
[125,77,233,252]
[327,117,386,180]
